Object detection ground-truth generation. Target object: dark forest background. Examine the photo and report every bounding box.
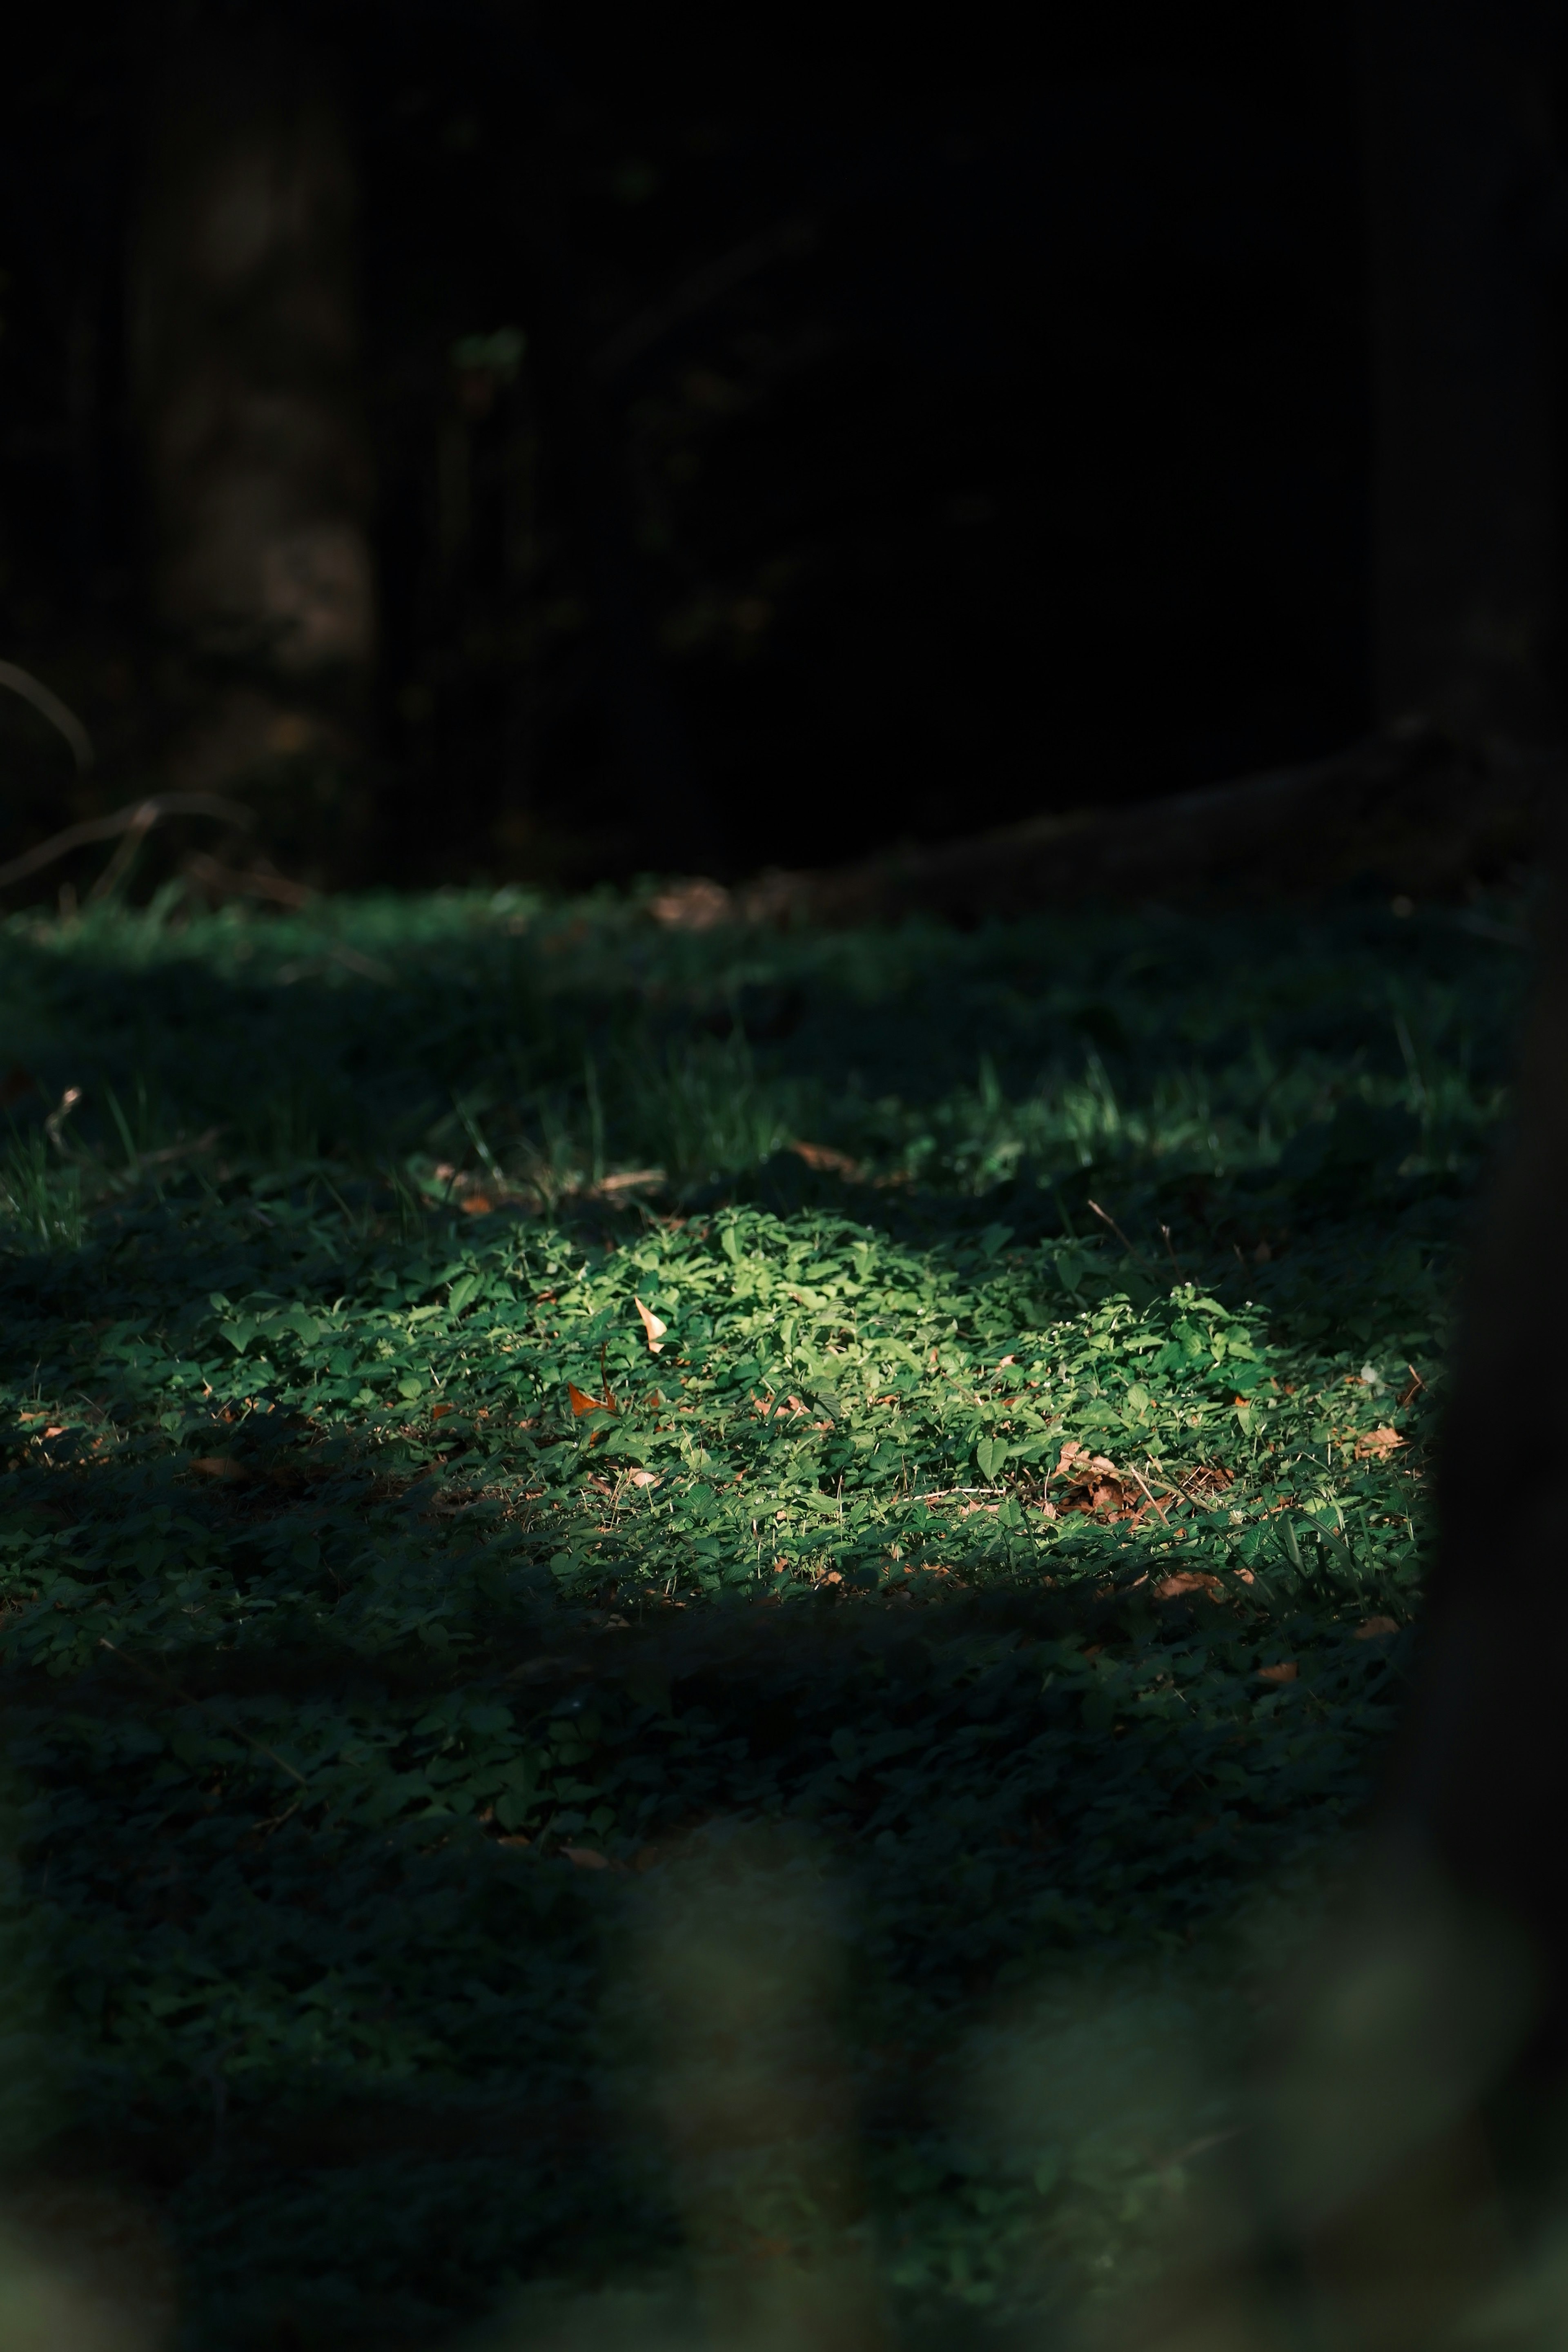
[2,1,1374,888]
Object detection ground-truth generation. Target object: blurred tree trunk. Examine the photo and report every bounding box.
[1359,0,1568,743]
[129,14,375,849]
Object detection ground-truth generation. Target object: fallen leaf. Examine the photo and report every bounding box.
[461,1194,494,1216]
[1355,1615,1400,1640]
[431,1402,457,1420]
[561,1846,610,1870]
[1154,1571,1224,1601]
[568,1383,613,1417]
[790,1140,862,1178]
[496,1834,532,1849]
[628,1468,660,1488]
[650,878,731,929]
[1355,1426,1405,1459]
[1256,1661,1298,1683]
[634,1296,668,1353]
[190,1457,249,1482]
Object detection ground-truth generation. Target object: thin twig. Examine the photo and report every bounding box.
[0,793,252,894]
[1087,1197,1158,1273]
[85,801,159,905]
[1159,1221,1187,1282]
[1117,1459,1171,1525]
[1145,1458,1206,1510]
[592,215,819,379]
[0,659,94,771]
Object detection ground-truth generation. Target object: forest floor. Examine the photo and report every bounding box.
[0,879,1528,2350]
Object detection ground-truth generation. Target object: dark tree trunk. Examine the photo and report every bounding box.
[1359,0,1568,742]
[129,15,375,830]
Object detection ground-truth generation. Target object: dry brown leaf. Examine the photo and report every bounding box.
[561,1846,611,1871]
[190,1457,248,1482]
[1256,1661,1298,1683]
[461,1193,494,1216]
[1154,1571,1224,1601]
[790,1139,862,1178]
[1355,1615,1400,1640]
[628,1468,660,1489]
[634,1296,668,1353]
[1355,1426,1405,1459]
[649,878,732,929]
[431,1402,457,1420]
[568,1382,613,1417]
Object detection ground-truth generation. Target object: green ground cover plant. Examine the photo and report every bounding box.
[0,882,1529,2348]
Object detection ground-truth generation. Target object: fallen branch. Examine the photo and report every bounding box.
[0,793,253,895]
[719,719,1562,927]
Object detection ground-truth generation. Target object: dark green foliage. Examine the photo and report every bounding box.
[0,886,1524,2343]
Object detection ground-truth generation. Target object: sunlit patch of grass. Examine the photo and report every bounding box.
[0,882,1526,2344]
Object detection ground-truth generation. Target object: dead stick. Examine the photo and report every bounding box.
[1118,1459,1171,1525]
[1087,1198,1158,1274]
[0,793,253,894]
